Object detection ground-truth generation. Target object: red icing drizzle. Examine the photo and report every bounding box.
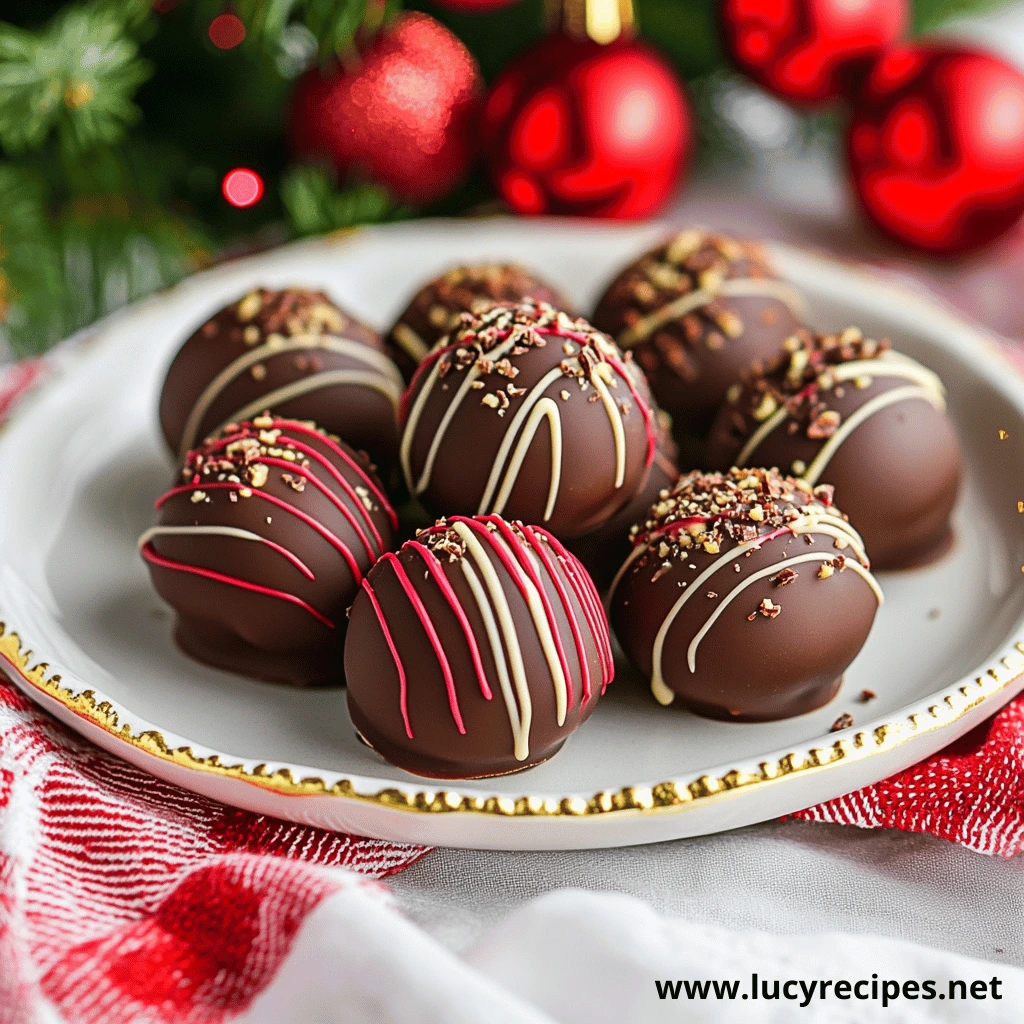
[382,552,466,735]
[140,543,333,628]
[604,352,657,469]
[535,527,614,692]
[205,424,389,552]
[156,482,363,584]
[272,419,398,529]
[407,541,492,701]
[361,577,412,739]
[400,313,655,439]
[256,456,378,562]
[520,524,592,703]
[475,515,575,708]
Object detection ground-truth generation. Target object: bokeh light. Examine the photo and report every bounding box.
[221,168,264,207]
[209,13,246,50]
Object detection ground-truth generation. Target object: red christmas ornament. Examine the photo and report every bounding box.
[848,43,1024,255]
[431,0,520,9]
[289,13,482,205]
[721,0,908,105]
[483,17,690,219]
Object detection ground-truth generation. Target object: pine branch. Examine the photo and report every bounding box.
[281,164,406,236]
[0,1,153,157]
[227,0,372,62]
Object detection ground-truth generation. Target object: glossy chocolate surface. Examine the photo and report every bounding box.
[345,516,613,778]
[611,468,881,721]
[707,328,963,570]
[160,287,403,468]
[141,415,396,686]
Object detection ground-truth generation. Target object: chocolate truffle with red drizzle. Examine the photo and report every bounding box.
[592,228,808,435]
[160,287,404,468]
[387,263,573,382]
[610,468,882,721]
[140,414,397,687]
[345,515,613,779]
[706,327,963,570]
[400,300,657,539]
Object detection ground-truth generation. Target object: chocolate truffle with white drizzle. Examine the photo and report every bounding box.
[345,515,613,778]
[387,263,573,383]
[610,468,882,721]
[140,414,397,686]
[593,229,809,435]
[400,300,657,539]
[706,327,963,570]
[160,288,404,468]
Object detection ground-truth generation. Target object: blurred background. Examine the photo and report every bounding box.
[4,0,1024,360]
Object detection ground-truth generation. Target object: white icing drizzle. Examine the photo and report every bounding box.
[802,385,944,485]
[617,277,808,349]
[478,365,565,516]
[391,322,429,362]
[646,515,880,706]
[403,335,520,495]
[484,527,568,725]
[402,338,633,515]
[459,556,531,762]
[180,334,404,457]
[735,357,947,474]
[491,397,562,522]
[687,551,882,672]
[137,525,313,579]
[451,521,534,760]
[591,371,627,488]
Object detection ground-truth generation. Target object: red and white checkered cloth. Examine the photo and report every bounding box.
[1,346,1023,1023]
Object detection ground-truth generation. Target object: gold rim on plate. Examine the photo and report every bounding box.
[2,622,1021,817]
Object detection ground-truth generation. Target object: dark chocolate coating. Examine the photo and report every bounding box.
[566,412,680,591]
[387,263,573,382]
[400,300,656,539]
[345,517,612,778]
[160,287,403,468]
[706,328,963,571]
[611,468,881,721]
[592,229,806,436]
[141,415,396,687]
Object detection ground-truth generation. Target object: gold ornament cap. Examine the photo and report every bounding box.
[544,0,635,44]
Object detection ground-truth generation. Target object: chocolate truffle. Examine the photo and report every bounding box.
[346,515,613,778]
[706,327,963,570]
[592,228,808,435]
[160,287,404,468]
[611,468,882,721]
[140,414,397,686]
[387,263,572,382]
[400,300,656,539]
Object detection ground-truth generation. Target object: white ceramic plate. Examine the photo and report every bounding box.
[1,218,1023,851]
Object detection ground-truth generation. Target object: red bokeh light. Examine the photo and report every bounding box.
[209,13,246,50]
[221,168,264,208]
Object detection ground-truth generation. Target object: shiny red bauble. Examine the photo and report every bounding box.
[431,0,520,9]
[289,13,482,205]
[483,33,691,219]
[848,43,1024,254]
[721,0,908,105]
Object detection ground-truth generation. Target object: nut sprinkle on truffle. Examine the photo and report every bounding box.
[399,300,656,537]
[387,263,571,380]
[718,327,946,483]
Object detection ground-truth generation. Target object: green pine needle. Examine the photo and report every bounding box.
[282,164,406,236]
[0,3,152,157]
